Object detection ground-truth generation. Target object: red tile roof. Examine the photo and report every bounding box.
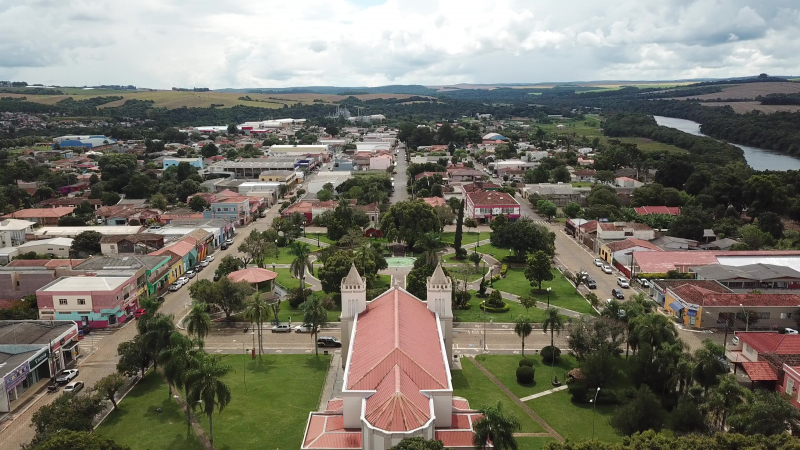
[466,190,519,207]
[702,293,800,308]
[150,240,195,258]
[738,333,800,355]
[741,361,778,381]
[364,365,431,431]
[580,221,598,233]
[227,268,278,284]
[635,206,681,215]
[604,238,662,253]
[667,282,732,304]
[302,415,362,449]
[0,299,18,309]
[7,260,49,267]
[414,171,447,181]
[3,207,74,219]
[635,250,800,274]
[423,197,446,208]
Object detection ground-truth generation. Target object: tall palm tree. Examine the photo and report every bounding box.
[473,401,520,450]
[243,293,271,357]
[632,314,678,362]
[514,316,532,357]
[159,332,203,409]
[704,374,748,431]
[186,354,232,446]
[139,313,175,373]
[692,339,726,393]
[416,232,445,267]
[185,302,212,340]
[302,296,329,356]
[288,241,313,304]
[542,307,564,362]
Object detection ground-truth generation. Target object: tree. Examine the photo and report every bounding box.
[237,230,277,268]
[389,437,444,450]
[536,199,557,220]
[551,165,571,183]
[243,294,271,357]
[325,125,339,137]
[473,401,520,450]
[524,251,554,291]
[514,316,533,357]
[214,277,253,320]
[491,218,555,261]
[31,430,131,450]
[327,200,370,241]
[379,200,440,248]
[453,200,465,254]
[72,231,102,256]
[94,373,126,410]
[289,241,313,305]
[138,313,175,373]
[542,307,564,361]
[519,296,536,314]
[188,195,209,212]
[729,389,800,436]
[30,395,105,447]
[185,302,212,340]
[610,385,666,435]
[417,232,445,267]
[302,295,329,356]
[524,165,550,184]
[215,255,243,279]
[568,316,625,361]
[201,142,219,158]
[58,215,87,226]
[149,192,168,210]
[464,217,478,234]
[563,202,582,219]
[318,251,356,293]
[756,211,785,240]
[316,189,333,202]
[186,354,232,446]
[116,336,151,378]
[738,224,774,250]
[692,339,726,392]
[705,374,750,431]
[433,205,455,230]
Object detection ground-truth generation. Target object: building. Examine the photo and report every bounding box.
[258,171,297,186]
[0,260,82,301]
[100,233,165,255]
[634,206,681,216]
[95,205,162,226]
[596,222,655,242]
[447,168,484,183]
[572,169,596,182]
[369,155,393,171]
[691,263,800,291]
[2,207,75,226]
[599,238,661,265]
[163,157,204,169]
[302,265,482,450]
[207,158,302,178]
[650,236,699,251]
[648,279,732,307]
[726,332,800,391]
[150,239,198,275]
[72,255,172,296]
[31,225,143,240]
[53,135,116,149]
[465,191,520,223]
[0,321,80,413]
[36,275,139,328]
[523,183,582,207]
[614,177,644,189]
[146,219,235,248]
[0,219,35,247]
[15,238,73,258]
[632,250,800,277]
[268,145,329,160]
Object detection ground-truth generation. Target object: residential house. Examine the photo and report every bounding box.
[650,235,699,251]
[15,238,73,258]
[599,238,662,265]
[369,154,392,171]
[522,183,582,207]
[726,332,800,391]
[190,190,253,226]
[465,190,520,224]
[36,275,139,328]
[614,177,644,189]
[95,205,162,226]
[572,169,596,182]
[159,208,204,223]
[150,239,198,275]
[0,259,83,300]
[37,198,102,210]
[100,233,165,255]
[447,168,484,183]
[596,222,655,241]
[2,207,74,226]
[258,171,297,186]
[72,255,172,296]
[414,172,448,182]
[0,219,35,247]
[691,263,800,291]
[423,197,446,208]
[648,279,732,307]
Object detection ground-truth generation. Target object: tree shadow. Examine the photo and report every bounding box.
[245,357,276,374]
[305,356,331,372]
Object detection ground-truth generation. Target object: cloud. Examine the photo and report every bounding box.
[0,0,798,87]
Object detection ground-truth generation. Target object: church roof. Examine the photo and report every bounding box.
[341,263,364,288]
[428,263,450,285]
[364,365,431,431]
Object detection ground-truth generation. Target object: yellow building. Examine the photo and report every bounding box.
[259,170,296,186]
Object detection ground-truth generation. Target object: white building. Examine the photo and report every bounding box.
[33,226,143,239]
[0,219,35,247]
[15,238,73,258]
[268,145,329,158]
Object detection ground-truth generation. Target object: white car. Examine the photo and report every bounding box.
[593,258,604,267]
[602,265,613,274]
[204,255,215,263]
[63,381,84,394]
[168,282,182,292]
[224,239,234,246]
[56,369,79,384]
[638,278,650,287]
[617,277,630,288]
[198,261,209,267]
[294,324,314,333]
[185,270,196,279]
[272,324,292,333]
[177,276,189,284]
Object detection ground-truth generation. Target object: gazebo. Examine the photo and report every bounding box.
[227,267,278,298]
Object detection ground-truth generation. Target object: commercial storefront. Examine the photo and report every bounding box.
[0,349,51,412]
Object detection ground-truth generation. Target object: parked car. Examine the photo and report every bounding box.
[602,265,613,274]
[213,274,221,282]
[271,324,292,333]
[638,278,650,287]
[168,283,182,292]
[317,336,342,347]
[586,278,597,289]
[294,324,314,333]
[204,255,215,263]
[593,258,604,267]
[185,270,196,279]
[786,328,800,335]
[56,369,79,384]
[177,276,189,284]
[63,381,84,394]
[617,277,630,288]
[198,260,209,267]
[221,243,229,250]
[134,308,147,319]
[611,288,625,300]
[224,238,234,246]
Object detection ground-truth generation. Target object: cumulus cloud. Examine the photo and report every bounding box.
[0,0,797,87]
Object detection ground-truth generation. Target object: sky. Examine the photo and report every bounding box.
[0,0,798,89]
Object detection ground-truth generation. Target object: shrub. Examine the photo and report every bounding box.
[455,247,468,259]
[487,290,504,308]
[540,346,561,364]
[519,358,534,367]
[454,291,471,310]
[500,264,508,277]
[480,302,510,313]
[516,366,535,384]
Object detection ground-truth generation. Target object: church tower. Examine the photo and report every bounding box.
[426,263,454,364]
[340,263,366,368]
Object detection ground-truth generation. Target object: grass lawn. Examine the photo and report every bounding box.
[492,269,597,316]
[448,265,490,282]
[452,358,545,433]
[442,232,481,246]
[527,390,621,443]
[95,371,203,450]
[454,291,548,323]
[271,290,340,323]
[517,438,556,450]
[571,182,594,188]
[262,245,323,266]
[273,268,310,291]
[196,354,330,450]
[307,233,336,245]
[475,354,578,399]
[373,274,392,289]
[474,244,514,262]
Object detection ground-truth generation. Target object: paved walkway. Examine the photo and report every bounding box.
[469,358,564,442]
[519,385,569,402]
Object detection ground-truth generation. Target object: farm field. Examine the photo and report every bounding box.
[669,81,800,100]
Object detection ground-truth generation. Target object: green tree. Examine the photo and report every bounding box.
[31,430,131,450]
[302,295,329,356]
[185,302,212,340]
[563,202,583,219]
[379,200,440,248]
[318,251,356,293]
[72,230,102,256]
[150,192,168,210]
[389,437,444,450]
[514,316,533,357]
[416,232,445,267]
[94,373,126,410]
[473,401,520,450]
[116,336,151,378]
[29,395,105,447]
[138,313,175,373]
[729,389,800,436]
[491,218,555,261]
[453,199,465,254]
[201,142,219,158]
[542,307,564,362]
[611,385,666,435]
[524,251,554,291]
[186,354,232,446]
[289,241,313,304]
[188,195,209,212]
[316,189,333,202]
[536,199,557,220]
[215,255,243,279]
[519,296,536,314]
[243,294,271,357]
[704,374,749,431]
[692,339,726,392]
[551,165,571,183]
[738,223,774,250]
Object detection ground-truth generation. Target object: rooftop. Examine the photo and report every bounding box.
[634,206,681,215]
[0,219,36,231]
[466,190,519,206]
[604,238,662,253]
[0,320,77,345]
[738,332,800,355]
[692,263,800,281]
[598,222,653,232]
[73,255,170,271]
[17,237,73,248]
[41,276,132,292]
[99,233,164,244]
[635,250,800,274]
[228,268,278,284]
[3,207,74,219]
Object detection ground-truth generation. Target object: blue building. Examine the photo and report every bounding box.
[163,157,204,169]
[53,135,117,149]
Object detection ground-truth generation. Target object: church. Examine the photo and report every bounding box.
[301,264,484,450]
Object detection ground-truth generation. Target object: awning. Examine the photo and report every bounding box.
[667,301,684,312]
[741,361,778,381]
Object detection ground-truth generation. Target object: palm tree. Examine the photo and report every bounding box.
[514,316,532,357]
[473,401,520,450]
[288,241,313,304]
[704,374,748,431]
[302,295,329,356]
[185,302,212,340]
[542,307,564,360]
[632,314,678,362]
[243,293,271,357]
[416,232,445,267]
[139,313,175,374]
[186,354,232,446]
[692,339,726,393]
[158,332,202,409]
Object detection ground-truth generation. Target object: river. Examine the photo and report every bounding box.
[653,115,800,171]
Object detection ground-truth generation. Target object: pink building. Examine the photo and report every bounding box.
[465,190,520,224]
[36,275,139,328]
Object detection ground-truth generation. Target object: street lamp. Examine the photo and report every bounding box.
[546,287,552,308]
[591,387,601,440]
[740,303,749,332]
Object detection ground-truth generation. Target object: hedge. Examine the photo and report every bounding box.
[479,301,510,313]
[519,358,535,367]
[540,346,561,364]
[516,366,535,384]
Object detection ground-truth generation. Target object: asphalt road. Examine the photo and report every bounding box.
[391,146,409,203]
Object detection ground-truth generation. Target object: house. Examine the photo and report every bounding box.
[414,172,448,182]
[258,170,297,186]
[650,236,699,251]
[632,250,800,277]
[596,222,655,242]
[691,263,800,291]
[0,219,36,247]
[572,169,596,182]
[37,198,102,210]
[369,154,393,171]
[150,239,198,275]
[423,197,446,208]
[159,208,204,223]
[32,226,143,239]
[72,255,173,296]
[301,265,482,450]
[664,286,800,329]
[648,279,732,307]
[146,219,235,248]
[462,181,500,193]
[465,190,520,224]
[190,190,253,226]
[36,275,139,328]
[447,168,484,183]
[726,332,800,391]
[15,238,73,258]
[523,183,582,207]
[95,205,162,226]
[599,238,661,265]
[0,259,83,300]
[2,207,74,226]
[100,233,165,255]
[163,157,204,169]
[634,206,681,216]
[614,177,644,189]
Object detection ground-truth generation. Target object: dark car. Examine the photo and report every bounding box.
[586,278,597,289]
[317,336,342,347]
[221,243,229,250]
[611,288,625,300]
